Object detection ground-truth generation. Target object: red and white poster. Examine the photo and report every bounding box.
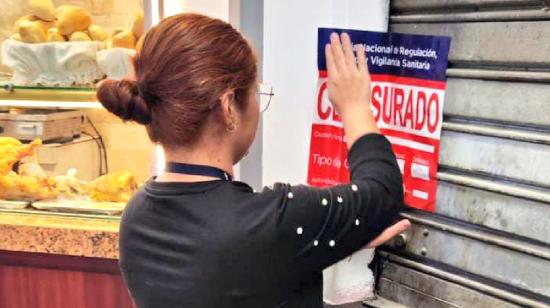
[307,28,451,212]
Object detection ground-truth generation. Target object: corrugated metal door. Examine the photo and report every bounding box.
[375,1,550,307]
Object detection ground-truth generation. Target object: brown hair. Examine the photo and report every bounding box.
[97,13,257,147]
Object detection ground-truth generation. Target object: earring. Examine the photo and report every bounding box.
[227,122,237,132]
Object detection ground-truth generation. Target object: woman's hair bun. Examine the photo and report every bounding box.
[97,79,152,125]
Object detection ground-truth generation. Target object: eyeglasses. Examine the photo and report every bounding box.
[257,83,274,113]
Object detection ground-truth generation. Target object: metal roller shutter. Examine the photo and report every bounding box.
[374,1,550,307]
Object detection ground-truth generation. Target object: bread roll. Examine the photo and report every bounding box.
[19,20,46,43]
[14,15,53,33]
[10,34,22,41]
[130,11,144,39]
[55,5,92,35]
[35,19,54,34]
[88,25,109,41]
[69,31,92,41]
[14,15,36,32]
[46,28,66,42]
[110,30,135,49]
[29,0,56,21]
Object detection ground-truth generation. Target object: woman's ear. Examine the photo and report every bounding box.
[219,90,236,127]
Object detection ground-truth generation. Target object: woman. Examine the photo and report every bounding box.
[98,13,409,308]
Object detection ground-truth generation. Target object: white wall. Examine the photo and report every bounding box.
[163,0,230,21]
[262,0,389,186]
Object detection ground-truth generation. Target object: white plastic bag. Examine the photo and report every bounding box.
[323,247,375,305]
[97,48,136,80]
[1,39,104,86]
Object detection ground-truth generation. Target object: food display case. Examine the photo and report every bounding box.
[0,0,152,215]
[0,1,161,307]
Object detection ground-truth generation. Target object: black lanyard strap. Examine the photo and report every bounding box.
[165,162,233,181]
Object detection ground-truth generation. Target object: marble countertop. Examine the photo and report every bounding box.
[0,211,120,259]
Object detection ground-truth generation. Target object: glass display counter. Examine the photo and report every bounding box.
[0,2,160,307]
[0,0,153,220]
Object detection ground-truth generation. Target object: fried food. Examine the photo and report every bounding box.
[0,139,57,201]
[88,171,138,202]
[0,138,41,176]
[51,175,88,198]
[18,162,47,178]
[0,172,57,201]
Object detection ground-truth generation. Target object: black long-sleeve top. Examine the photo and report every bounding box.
[119,133,404,308]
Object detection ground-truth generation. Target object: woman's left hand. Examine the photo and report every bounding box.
[366,219,411,248]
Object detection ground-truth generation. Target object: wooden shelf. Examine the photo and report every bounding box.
[0,84,102,109]
[0,100,102,109]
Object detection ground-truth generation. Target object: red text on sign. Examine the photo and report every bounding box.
[371,84,440,134]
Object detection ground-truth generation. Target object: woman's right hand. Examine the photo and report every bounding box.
[326,32,380,148]
[326,32,370,115]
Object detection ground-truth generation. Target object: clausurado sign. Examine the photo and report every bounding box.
[307,28,451,212]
